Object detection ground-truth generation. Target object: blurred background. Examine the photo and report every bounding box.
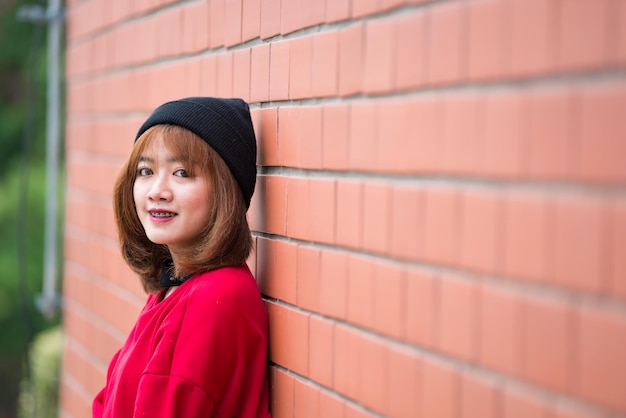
[0,0,62,417]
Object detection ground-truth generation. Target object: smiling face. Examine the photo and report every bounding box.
[133,132,213,254]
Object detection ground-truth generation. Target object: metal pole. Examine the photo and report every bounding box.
[41,0,62,317]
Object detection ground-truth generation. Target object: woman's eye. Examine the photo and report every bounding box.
[137,167,152,176]
[174,169,189,178]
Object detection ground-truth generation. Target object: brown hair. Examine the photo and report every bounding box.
[113,124,253,293]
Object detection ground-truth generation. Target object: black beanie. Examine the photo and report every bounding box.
[135,97,257,209]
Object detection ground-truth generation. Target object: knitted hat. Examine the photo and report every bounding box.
[135,97,257,209]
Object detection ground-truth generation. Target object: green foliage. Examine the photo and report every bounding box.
[0,159,51,417]
[18,326,62,418]
[0,0,48,176]
[0,0,64,416]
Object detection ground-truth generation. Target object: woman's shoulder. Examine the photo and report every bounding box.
[182,265,265,314]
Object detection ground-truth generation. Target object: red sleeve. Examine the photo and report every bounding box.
[136,269,270,417]
[133,374,216,418]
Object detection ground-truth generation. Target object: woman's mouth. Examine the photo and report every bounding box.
[149,210,176,220]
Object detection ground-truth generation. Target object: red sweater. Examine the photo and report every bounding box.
[93,265,271,418]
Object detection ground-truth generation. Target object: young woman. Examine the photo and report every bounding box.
[92,97,271,418]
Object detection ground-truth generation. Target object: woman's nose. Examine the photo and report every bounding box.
[147,175,173,201]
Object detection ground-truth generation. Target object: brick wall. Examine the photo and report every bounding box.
[60,0,626,417]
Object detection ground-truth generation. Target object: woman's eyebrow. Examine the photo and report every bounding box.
[138,155,183,164]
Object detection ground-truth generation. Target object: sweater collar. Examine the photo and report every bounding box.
[159,259,195,288]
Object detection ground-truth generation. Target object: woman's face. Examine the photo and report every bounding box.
[133,132,213,252]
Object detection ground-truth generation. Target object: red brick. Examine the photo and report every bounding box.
[423,187,460,265]
[319,250,348,320]
[479,89,527,178]
[272,368,295,418]
[267,302,309,375]
[320,390,346,417]
[289,36,313,99]
[250,44,270,102]
[618,2,626,64]
[256,238,297,303]
[326,0,350,23]
[460,188,500,273]
[438,274,479,362]
[281,0,301,35]
[460,373,500,418]
[260,0,281,39]
[309,316,335,388]
[307,183,335,245]
[345,404,376,418]
[395,11,427,90]
[390,185,423,261]
[263,174,288,234]
[241,0,260,42]
[388,346,421,418]
[223,0,243,47]
[550,195,605,293]
[233,48,251,100]
[296,245,321,312]
[277,107,299,167]
[347,255,376,330]
[59,380,93,418]
[577,306,626,412]
[62,304,125,364]
[216,52,234,97]
[509,0,557,77]
[322,104,350,170]
[479,284,523,376]
[156,8,182,58]
[358,334,389,414]
[610,198,626,300]
[551,403,607,418]
[201,54,218,96]
[363,18,395,94]
[64,343,107,396]
[294,379,320,418]
[502,191,549,282]
[421,357,460,418]
[298,107,323,169]
[362,182,391,254]
[338,24,364,96]
[333,325,361,398]
[349,101,378,171]
[336,180,363,249]
[527,86,575,179]
[352,0,380,18]
[300,0,325,30]
[503,388,550,418]
[377,98,415,172]
[467,0,507,80]
[558,0,611,71]
[578,80,626,182]
[427,2,467,85]
[182,3,201,54]
[442,91,482,174]
[406,268,437,348]
[269,40,290,101]
[373,261,406,339]
[407,95,445,172]
[209,0,226,48]
[255,107,278,166]
[183,58,202,98]
[287,177,312,236]
[312,31,339,98]
[522,295,574,393]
